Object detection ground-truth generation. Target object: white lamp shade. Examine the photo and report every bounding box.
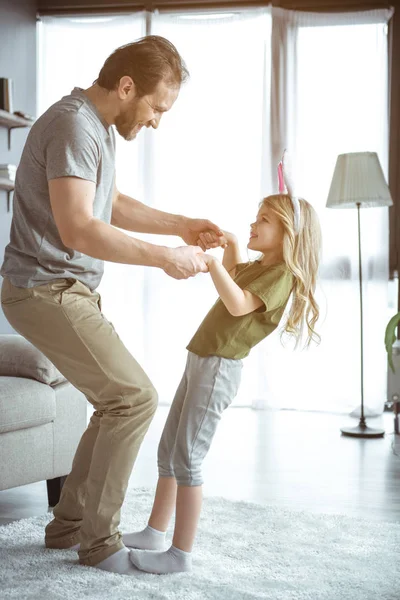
[326,152,393,209]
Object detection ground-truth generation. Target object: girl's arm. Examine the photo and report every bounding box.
[221,232,242,277]
[202,254,264,317]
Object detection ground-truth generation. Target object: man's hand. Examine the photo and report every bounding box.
[163,245,208,280]
[180,218,224,249]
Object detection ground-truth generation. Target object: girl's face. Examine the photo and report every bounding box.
[247,205,284,254]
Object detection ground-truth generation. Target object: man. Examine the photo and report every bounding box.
[0,35,221,575]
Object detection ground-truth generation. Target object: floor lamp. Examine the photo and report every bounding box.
[326,152,393,438]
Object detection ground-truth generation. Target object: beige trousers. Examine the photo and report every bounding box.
[1,277,158,567]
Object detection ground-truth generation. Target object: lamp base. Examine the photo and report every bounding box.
[341,419,385,438]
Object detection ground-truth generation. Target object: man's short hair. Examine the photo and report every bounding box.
[95,35,189,95]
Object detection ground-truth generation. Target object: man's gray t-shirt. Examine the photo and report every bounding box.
[1,87,116,291]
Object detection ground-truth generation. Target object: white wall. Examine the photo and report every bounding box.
[0,0,37,333]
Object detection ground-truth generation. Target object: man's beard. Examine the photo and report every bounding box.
[115,99,139,141]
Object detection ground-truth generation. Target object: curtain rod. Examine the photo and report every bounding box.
[37,1,268,15]
[36,3,265,17]
[36,1,393,17]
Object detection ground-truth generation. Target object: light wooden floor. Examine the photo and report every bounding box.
[1,408,400,526]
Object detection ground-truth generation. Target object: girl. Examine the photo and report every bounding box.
[125,190,322,574]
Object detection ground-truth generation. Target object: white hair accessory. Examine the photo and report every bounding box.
[277,150,301,234]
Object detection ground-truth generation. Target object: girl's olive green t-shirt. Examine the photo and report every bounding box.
[186,261,293,360]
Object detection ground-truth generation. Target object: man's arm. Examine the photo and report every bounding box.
[112,182,224,247]
[112,185,184,236]
[48,177,207,280]
[203,254,264,317]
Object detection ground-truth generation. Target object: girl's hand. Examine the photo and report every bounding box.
[197,230,223,251]
[180,217,223,247]
[197,230,237,251]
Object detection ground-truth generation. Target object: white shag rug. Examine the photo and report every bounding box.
[1,487,399,600]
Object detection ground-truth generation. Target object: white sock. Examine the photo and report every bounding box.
[129,544,192,574]
[69,525,166,553]
[94,547,139,575]
[123,525,167,551]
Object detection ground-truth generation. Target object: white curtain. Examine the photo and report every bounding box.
[38,14,148,365]
[259,7,393,415]
[38,7,393,414]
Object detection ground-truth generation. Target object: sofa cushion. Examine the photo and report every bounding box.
[0,376,56,433]
[0,334,65,385]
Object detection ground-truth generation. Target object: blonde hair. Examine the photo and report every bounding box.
[260,194,322,347]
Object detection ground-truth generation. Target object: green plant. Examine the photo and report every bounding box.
[385,312,400,372]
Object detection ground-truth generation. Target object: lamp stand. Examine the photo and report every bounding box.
[340,203,385,438]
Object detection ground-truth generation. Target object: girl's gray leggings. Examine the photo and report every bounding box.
[157,351,243,486]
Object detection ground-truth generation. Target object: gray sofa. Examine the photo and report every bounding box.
[0,334,87,506]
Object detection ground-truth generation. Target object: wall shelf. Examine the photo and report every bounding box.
[0,176,14,212]
[0,109,34,149]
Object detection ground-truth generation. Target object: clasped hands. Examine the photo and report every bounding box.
[163,218,234,280]
[181,217,235,271]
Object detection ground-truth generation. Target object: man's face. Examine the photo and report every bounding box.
[115,80,179,141]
